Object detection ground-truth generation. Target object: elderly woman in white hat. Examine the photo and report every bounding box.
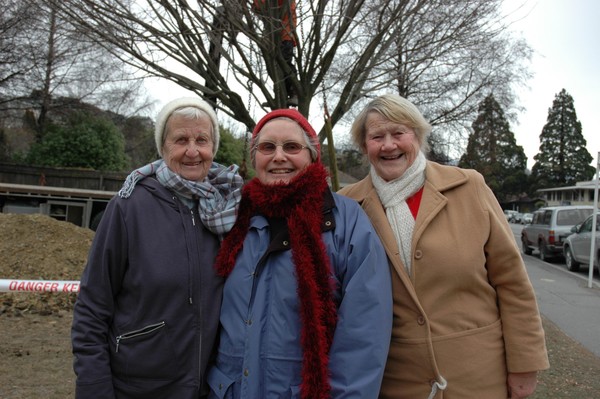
[71,97,243,398]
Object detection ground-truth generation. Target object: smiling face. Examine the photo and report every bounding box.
[161,113,214,181]
[254,119,312,185]
[364,111,421,182]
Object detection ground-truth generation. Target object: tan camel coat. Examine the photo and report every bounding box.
[339,161,549,399]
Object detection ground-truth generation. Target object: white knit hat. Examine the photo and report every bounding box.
[154,97,220,157]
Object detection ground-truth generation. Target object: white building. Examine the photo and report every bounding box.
[537,180,600,206]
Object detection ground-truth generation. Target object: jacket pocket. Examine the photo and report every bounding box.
[115,321,166,353]
[207,366,236,399]
[111,321,177,381]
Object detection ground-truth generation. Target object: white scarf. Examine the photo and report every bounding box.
[371,152,426,273]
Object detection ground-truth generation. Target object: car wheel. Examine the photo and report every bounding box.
[565,247,580,272]
[539,243,552,262]
[522,239,532,255]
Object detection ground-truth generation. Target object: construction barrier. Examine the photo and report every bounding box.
[0,279,80,293]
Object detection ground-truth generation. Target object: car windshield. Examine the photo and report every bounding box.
[555,209,594,226]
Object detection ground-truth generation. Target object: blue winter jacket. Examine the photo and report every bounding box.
[72,177,224,398]
[207,191,392,398]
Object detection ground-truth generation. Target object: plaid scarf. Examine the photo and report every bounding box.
[118,160,243,236]
[215,162,337,399]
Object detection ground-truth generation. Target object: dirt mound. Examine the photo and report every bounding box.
[0,213,94,315]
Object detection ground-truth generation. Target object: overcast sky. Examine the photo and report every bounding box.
[148,0,600,171]
[503,0,600,170]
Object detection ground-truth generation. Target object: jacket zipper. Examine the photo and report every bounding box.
[115,321,166,353]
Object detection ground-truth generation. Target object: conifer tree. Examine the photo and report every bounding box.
[459,94,528,201]
[531,89,594,189]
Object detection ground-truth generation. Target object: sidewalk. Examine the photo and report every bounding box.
[523,256,600,357]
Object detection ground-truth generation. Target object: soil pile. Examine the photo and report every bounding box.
[0,213,94,315]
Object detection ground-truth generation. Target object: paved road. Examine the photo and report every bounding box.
[509,223,600,357]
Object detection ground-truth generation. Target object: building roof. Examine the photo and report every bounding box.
[537,180,600,192]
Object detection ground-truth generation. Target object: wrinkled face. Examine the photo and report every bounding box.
[254,119,312,185]
[364,111,420,182]
[162,114,214,181]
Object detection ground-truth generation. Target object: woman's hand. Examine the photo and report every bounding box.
[507,371,538,398]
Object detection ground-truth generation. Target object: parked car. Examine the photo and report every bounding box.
[511,212,524,224]
[521,205,595,261]
[521,213,533,224]
[563,213,600,273]
[504,209,519,222]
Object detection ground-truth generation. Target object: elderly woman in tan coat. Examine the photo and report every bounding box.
[338,94,549,399]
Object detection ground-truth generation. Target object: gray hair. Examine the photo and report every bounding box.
[351,94,432,154]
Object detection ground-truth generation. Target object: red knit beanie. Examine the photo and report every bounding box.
[252,109,321,161]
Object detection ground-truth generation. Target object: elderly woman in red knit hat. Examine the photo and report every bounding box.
[207,109,392,399]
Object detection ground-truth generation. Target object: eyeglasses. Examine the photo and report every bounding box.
[254,141,308,155]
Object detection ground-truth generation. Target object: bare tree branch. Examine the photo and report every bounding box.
[46,0,532,160]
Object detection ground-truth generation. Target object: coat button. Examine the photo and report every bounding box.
[414,249,423,259]
[244,368,249,376]
[219,383,223,390]
[417,315,425,325]
[325,220,332,227]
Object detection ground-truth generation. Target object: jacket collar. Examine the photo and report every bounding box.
[343,161,469,204]
[340,160,470,279]
[137,177,179,209]
[265,188,336,254]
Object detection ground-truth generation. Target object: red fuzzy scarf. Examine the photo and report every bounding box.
[215,162,337,399]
